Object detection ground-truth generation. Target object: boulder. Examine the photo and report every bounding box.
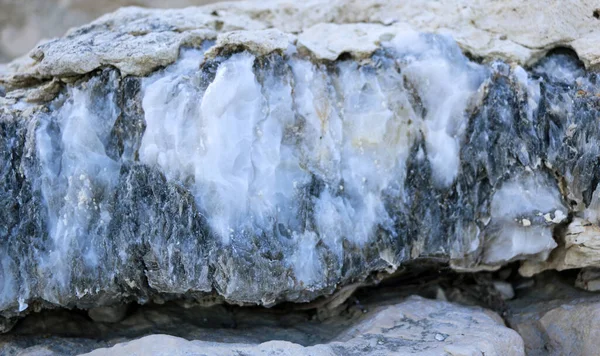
[1,0,600,329]
[508,273,600,356]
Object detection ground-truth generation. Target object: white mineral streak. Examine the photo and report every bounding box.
[36,73,121,300]
[389,32,486,186]
[137,33,485,282]
[483,175,566,265]
[0,252,17,312]
[25,6,586,294]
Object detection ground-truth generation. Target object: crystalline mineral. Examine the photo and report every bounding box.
[1,1,599,327]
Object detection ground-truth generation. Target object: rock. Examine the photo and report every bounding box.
[6,345,56,356]
[206,29,295,58]
[0,0,233,63]
[78,296,524,356]
[1,0,600,328]
[296,22,413,61]
[4,0,600,86]
[493,281,515,300]
[520,218,600,277]
[88,304,129,323]
[3,0,600,68]
[507,272,600,356]
[575,267,600,291]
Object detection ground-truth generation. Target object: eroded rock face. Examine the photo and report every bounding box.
[1,0,600,328]
[2,0,600,71]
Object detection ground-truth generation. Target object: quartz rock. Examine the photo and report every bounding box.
[1,0,600,327]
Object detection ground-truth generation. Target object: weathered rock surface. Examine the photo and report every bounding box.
[2,0,600,69]
[575,267,600,291]
[1,0,600,332]
[521,218,600,276]
[74,296,523,356]
[507,272,600,356]
[0,0,233,63]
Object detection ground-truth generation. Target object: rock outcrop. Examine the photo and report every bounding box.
[1,0,600,334]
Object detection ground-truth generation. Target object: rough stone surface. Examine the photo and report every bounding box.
[507,273,600,356]
[575,267,600,291]
[0,0,235,63]
[3,0,600,86]
[1,0,600,333]
[0,1,600,325]
[521,218,600,276]
[77,297,523,356]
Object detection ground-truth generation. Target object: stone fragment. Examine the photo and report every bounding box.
[493,281,515,300]
[575,267,600,292]
[296,23,413,61]
[205,29,295,58]
[88,305,129,323]
[520,218,600,277]
[508,273,600,356]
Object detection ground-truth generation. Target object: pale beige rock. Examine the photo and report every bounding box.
[0,0,235,63]
[2,0,600,89]
[81,296,524,356]
[296,23,412,61]
[205,29,295,58]
[520,218,600,277]
[575,267,600,291]
[508,274,600,356]
[204,0,600,66]
[82,336,333,356]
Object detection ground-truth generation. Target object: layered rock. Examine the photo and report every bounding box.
[1,0,600,328]
[2,0,600,73]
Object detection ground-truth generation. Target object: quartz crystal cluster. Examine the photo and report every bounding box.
[0,3,599,329]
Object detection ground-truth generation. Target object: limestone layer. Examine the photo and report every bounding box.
[2,0,600,87]
[1,0,600,326]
